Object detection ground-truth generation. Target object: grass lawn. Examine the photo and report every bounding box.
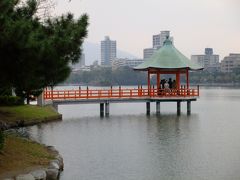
[0,105,61,125]
[0,134,55,178]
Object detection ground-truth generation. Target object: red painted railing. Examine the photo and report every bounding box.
[44,86,199,100]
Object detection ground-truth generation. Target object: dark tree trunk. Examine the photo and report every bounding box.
[26,91,30,104]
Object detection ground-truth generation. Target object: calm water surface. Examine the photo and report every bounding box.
[24,87,240,180]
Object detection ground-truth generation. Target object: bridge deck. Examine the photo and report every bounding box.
[48,96,197,105]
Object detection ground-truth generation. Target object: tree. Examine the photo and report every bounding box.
[0,0,88,103]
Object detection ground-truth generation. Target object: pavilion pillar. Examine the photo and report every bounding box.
[105,102,110,117]
[177,101,181,116]
[146,102,150,115]
[186,69,189,89]
[157,72,160,95]
[176,71,180,89]
[156,101,160,115]
[100,103,104,117]
[148,70,151,96]
[187,100,191,115]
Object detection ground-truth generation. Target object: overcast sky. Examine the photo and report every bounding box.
[54,0,240,60]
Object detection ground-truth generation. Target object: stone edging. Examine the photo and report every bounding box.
[3,146,64,180]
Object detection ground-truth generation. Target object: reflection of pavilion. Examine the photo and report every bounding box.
[42,38,202,117]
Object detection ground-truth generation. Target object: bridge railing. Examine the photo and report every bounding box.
[44,86,199,100]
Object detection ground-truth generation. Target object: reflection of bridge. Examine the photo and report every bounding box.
[42,86,199,117]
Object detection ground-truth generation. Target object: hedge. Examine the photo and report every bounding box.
[0,130,4,151]
[0,96,24,106]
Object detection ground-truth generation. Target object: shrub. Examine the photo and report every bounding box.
[0,96,24,106]
[0,130,4,151]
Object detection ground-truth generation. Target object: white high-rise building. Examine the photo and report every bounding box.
[144,31,173,60]
[101,36,117,66]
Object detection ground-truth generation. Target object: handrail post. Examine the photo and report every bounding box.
[181,85,183,96]
[51,87,53,100]
[119,86,121,98]
[138,85,139,96]
[79,86,81,98]
[111,86,113,97]
[197,85,200,96]
[153,85,155,97]
[140,85,142,96]
[87,86,89,99]
[184,85,187,96]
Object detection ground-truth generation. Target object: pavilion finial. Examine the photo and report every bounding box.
[163,36,172,45]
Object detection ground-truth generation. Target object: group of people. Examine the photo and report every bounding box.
[160,78,176,91]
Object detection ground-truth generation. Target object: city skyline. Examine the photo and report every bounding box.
[54,0,240,60]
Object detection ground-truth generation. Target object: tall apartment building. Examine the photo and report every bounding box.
[144,31,173,60]
[191,48,219,72]
[221,54,240,73]
[101,36,116,66]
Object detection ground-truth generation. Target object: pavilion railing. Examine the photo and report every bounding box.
[44,85,199,100]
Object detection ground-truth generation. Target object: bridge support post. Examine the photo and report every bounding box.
[146,102,150,115]
[53,103,58,111]
[105,102,110,117]
[177,101,181,116]
[37,92,44,106]
[187,101,191,115]
[156,101,160,115]
[100,103,104,117]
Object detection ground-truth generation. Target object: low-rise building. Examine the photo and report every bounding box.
[143,48,156,60]
[221,54,240,73]
[191,48,219,72]
[112,58,144,69]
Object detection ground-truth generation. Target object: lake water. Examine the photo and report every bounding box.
[24,86,240,180]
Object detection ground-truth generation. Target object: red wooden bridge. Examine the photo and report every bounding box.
[41,86,199,117]
[44,86,199,100]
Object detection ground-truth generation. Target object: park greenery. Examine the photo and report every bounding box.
[67,66,147,86]
[0,0,88,104]
[0,134,55,176]
[66,66,240,86]
[0,0,88,153]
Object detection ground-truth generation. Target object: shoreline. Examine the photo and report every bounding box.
[0,105,64,180]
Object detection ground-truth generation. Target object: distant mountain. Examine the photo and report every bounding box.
[83,41,139,65]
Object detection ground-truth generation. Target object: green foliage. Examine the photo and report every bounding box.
[0,96,24,106]
[66,66,147,86]
[67,67,240,86]
[189,70,240,84]
[0,130,4,151]
[0,0,88,104]
[0,87,12,96]
[0,105,59,123]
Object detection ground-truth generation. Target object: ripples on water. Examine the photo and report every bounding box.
[19,87,240,180]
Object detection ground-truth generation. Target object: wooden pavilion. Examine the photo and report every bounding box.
[134,37,203,96]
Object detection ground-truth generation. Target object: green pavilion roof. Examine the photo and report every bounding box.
[134,39,203,71]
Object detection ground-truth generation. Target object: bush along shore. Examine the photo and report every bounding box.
[0,105,63,179]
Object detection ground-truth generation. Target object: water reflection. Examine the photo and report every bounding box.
[15,87,240,180]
